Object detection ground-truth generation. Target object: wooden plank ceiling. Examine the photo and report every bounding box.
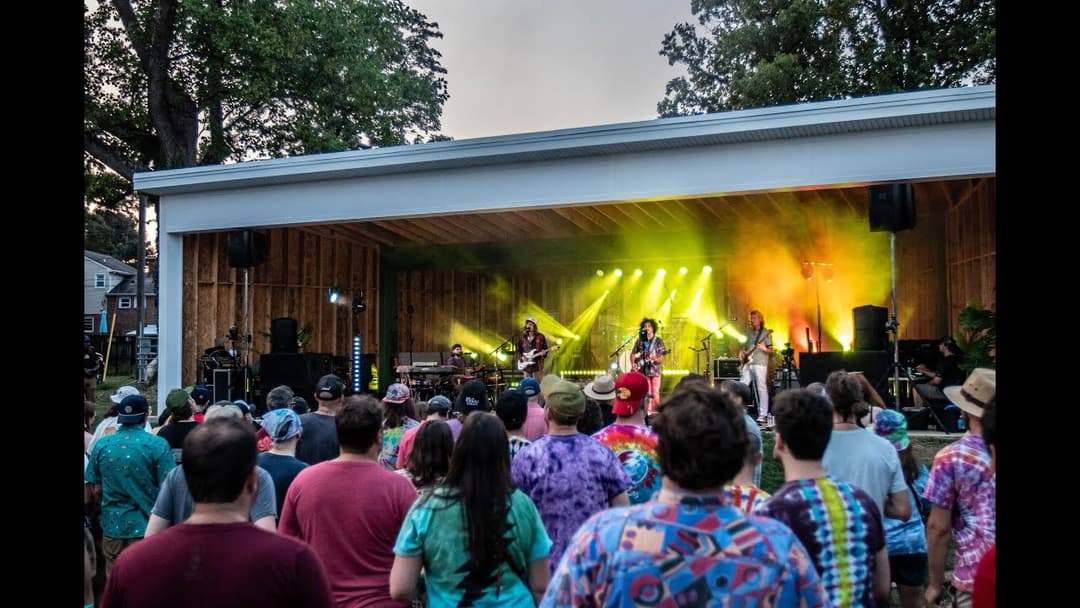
[304,180,984,248]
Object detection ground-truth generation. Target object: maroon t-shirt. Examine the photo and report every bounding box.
[101,522,332,607]
[279,459,417,608]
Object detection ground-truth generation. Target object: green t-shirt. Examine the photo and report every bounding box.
[394,487,551,607]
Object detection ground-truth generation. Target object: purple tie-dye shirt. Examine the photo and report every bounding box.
[922,432,995,593]
[511,433,631,573]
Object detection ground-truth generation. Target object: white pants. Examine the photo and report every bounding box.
[740,364,770,417]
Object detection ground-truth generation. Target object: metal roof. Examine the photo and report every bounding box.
[135,85,995,196]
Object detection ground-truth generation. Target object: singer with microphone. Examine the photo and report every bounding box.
[518,317,550,381]
[631,318,667,413]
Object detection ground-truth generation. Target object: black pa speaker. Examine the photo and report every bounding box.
[227,230,267,268]
[853,305,889,352]
[270,317,299,354]
[868,183,916,232]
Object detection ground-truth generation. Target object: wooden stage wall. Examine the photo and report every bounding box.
[179,178,994,388]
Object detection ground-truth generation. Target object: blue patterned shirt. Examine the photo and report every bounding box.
[756,476,885,608]
[85,425,175,539]
[543,488,828,607]
[884,465,930,556]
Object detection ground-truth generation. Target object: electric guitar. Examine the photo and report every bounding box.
[633,348,671,375]
[739,329,774,373]
[517,345,560,371]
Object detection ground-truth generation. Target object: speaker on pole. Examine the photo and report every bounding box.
[227,230,267,268]
[868,183,916,232]
[853,305,889,352]
[270,317,299,354]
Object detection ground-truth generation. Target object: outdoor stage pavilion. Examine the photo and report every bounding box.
[133,85,996,415]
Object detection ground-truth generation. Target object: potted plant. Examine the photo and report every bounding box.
[955,304,995,374]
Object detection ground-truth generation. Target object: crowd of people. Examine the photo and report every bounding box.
[83,362,996,607]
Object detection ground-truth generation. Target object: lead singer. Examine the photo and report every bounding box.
[518,317,550,382]
[631,318,666,413]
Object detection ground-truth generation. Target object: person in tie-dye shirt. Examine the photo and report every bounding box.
[512,377,630,574]
[925,368,996,608]
[379,383,420,469]
[756,388,889,607]
[544,383,828,608]
[592,371,662,504]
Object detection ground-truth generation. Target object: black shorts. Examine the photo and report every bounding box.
[889,553,928,587]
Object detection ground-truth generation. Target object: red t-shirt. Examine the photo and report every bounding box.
[279,459,417,607]
[395,422,424,470]
[102,522,332,607]
[972,543,996,608]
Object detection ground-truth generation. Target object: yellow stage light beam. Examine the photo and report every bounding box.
[549,289,611,369]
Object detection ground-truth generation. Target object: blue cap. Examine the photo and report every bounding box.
[518,378,541,398]
[117,395,149,425]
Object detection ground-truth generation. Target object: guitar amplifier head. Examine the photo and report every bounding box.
[713,358,741,379]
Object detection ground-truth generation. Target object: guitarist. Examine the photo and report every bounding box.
[739,310,774,424]
[518,317,550,381]
[631,318,667,413]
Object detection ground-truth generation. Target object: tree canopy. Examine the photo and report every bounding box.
[658,0,995,116]
[84,0,450,188]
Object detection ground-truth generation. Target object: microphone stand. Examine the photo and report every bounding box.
[609,334,635,373]
[488,337,515,394]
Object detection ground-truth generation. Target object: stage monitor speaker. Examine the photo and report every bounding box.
[853,305,889,352]
[798,351,891,392]
[868,183,916,232]
[270,317,299,353]
[227,229,267,267]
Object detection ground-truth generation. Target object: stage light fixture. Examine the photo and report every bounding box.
[613,269,623,277]
[679,267,688,275]
[596,269,604,277]
[633,269,643,277]
[657,268,667,276]
[609,361,619,371]
[703,265,712,274]
[328,288,340,304]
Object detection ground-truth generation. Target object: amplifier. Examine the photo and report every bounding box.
[713,358,741,379]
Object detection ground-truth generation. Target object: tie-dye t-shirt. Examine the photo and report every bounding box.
[884,465,930,556]
[592,423,662,504]
[723,484,772,515]
[511,433,631,573]
[542,488,828,608]
[756,476,885,608]
[379,417,420,470]
[922,433,995,593]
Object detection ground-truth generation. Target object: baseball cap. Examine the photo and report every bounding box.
[117,394,149,425]
[261,408,303,443]
[543,378,586,419]
[109,385,140,404]
[455,379,490,414]
[165,388,191,411]
[518,378,541,398]
[872,409,910,452]
[427,395,452,413]
[316,374,345,400]
[232,400,252,416]
[612,372,649,416]
[383,383,411,404]
[190,385,212,406]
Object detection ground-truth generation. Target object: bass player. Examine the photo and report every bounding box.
[518,317,550,382]
[631,317,668,413]
[739,310,774,424]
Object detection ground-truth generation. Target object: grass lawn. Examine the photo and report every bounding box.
[91,374,156,423]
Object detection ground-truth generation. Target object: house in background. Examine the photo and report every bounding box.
[84,250,158,339]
